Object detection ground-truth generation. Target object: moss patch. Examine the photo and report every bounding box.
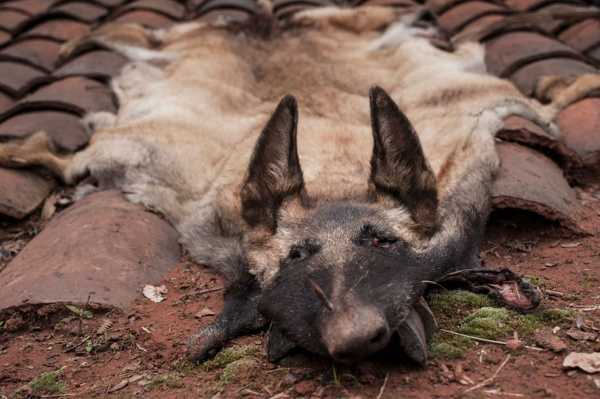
[149,373,183,389]
[201,345,262,371]
[29,366,68,395]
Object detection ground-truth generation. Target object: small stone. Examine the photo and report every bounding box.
[505,339,525,351]
[536,327,567,353]
[294,380,317,396]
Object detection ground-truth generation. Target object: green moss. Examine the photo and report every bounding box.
[427,290,496,320]
[29,366,68,395]
[278,353,312,368]
[523,275,545,288]
[427,335,473,359]
[459,307,511,340]
[201,345,262,371]
[219,359,259,382]
[170,359,196,376]
[149,373,183,389]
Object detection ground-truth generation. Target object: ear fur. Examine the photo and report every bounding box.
[241,94,304,233]
[369,86,439,237]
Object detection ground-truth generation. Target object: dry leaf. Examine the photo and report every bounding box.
[96,319,112,335]
[563,352,600,373]
[143,284,168,302]
[575,313,589,331]
[195,308,215,318]
[566,329,598,341]
[108,379,129,393]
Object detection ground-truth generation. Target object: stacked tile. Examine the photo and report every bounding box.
[428,0,600,233]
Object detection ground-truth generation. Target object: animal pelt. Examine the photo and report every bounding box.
[1,5,599,363]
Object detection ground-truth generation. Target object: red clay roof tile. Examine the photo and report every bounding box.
[54,50,127,80]
[0,167,55,219]
[274,3,317,18]
[20,18,91,42]
[0,110,89,151]
[196,0,258,16]
[556,98,600,161]
[438,1,509,34]
[457,13,505,35]
[196,8,251,22]
[0,38,61,72]
[498,115,582,174]
[504,0,585,12]
[0,61,47,96]
[484,31,584,77]
[558,19,600,53]
[93,0,129,7]
[357,0,417,6]
[0,30,11,47]
[50,1,108,22]
[491,141,584,233]
[425,0,466,14]
[0,0,55,17]
[0,92,14,112]
[0,190,181,309]
[0,10,30,32]
[0,76,116,121]
[111,0,186,20]
[508,57,597,96]
[587,45,600,63]
[112,10,176,28]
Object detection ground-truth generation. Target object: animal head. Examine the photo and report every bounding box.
[241,86,440,363]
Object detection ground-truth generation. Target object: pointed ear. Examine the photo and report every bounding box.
[369,86,438,237]
[241,94,304,233]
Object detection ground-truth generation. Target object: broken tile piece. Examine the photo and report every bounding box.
[0,166,54,219]
[492,142,584,233]
[0,190,181,309]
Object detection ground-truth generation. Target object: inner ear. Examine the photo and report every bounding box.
[369,86,439,237]
[241,94,304,233]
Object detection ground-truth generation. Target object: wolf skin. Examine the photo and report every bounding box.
[1,6,598,364]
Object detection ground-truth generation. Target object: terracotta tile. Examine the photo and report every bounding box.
[438,1,508,34]
[54,50,127,80]
[0,38,61,72]
[559,19,600,53]
[359,0,418,6]
[0,61,47,97]
[0,167,54,219]
[457,13,505,38]
[425,0,465,14]
[0,30,10,47]
[196,0,257,16]
[556,98,600,161]
[497,115,582,173]
[112,10,175,28]
[0,0,55,16]
[0,190,180,309]
[0,92,14,112]
[0,111,89,152]
[509,57,597,96]
[21,18,91,42]
[491,141,584,233]
[504,0,584,12]
[484,31,584,77]
[94,0,129,7]
[50,1,108,23]
[274,4,316,19]
[196,8,251,22]
[531,4,589,34]
[0,10,30,32]
[587,45,600,63]
[111,0,186,20]
[0,76,116,121]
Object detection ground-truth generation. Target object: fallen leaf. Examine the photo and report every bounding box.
[566,328,598,341]
[536,327,567,352]
[108,379,129,393]
[563,352,600,373]
[195,308,216,318]
[128,374,144,383]
[575,313,589,331]
[96,319,112,335]
[143,284,168,302]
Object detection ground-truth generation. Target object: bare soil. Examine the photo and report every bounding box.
[1,186,600,399]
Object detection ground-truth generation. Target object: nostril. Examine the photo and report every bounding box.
[370,328,387,347]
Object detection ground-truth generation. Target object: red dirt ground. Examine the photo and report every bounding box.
[1,185,600,399]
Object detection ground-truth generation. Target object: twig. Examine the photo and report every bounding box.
[546,290,565,298]
[464,355,511,393]
[40,395,76,398]
[63,335,91,353]
[375,371,389,399]
[571,304,600,311]
[439,329,543,351]
[182,286,225,299]
[269,390,290,399]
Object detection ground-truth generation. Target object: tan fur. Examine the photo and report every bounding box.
[2,6,599,286]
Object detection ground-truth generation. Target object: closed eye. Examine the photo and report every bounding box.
[355,224,398,249]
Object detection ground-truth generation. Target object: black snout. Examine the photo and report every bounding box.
[321,299,391,363]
